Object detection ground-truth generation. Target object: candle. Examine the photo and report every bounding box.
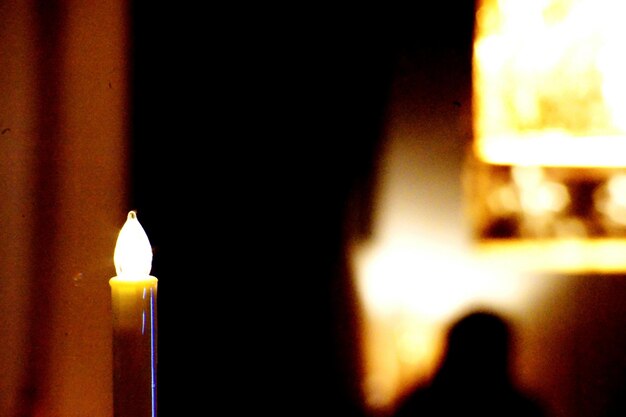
[110,210,157,417]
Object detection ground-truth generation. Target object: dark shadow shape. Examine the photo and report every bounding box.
[392,310,546,417]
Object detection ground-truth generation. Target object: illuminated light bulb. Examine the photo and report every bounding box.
[113,210,153,279]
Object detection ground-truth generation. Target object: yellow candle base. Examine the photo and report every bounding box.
[110,276,158,417]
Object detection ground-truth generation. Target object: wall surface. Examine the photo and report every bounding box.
[0,1,129,416]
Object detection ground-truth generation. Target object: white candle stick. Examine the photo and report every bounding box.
[110,210,157,417]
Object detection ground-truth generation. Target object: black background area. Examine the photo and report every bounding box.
[127,3,475,416]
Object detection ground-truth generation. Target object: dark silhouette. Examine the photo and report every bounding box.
[393,310,546,417]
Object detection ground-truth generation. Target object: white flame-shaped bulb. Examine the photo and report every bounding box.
[113,211,153,279]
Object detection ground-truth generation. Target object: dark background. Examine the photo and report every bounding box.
[127,4,475,415]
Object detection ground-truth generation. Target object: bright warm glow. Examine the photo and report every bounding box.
[511,166,570,215]
[474,0,626,166]
[113,211,153,279]
[595,174,626,225]
[354,240,542,323]
[475,239,626,273]
[352,237,552,411]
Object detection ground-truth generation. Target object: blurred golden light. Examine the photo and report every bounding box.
[354,240,540,321]
[352,237,552,413]
[353,1,626,414]
[466,0,626,273]
[473,0,626,167]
